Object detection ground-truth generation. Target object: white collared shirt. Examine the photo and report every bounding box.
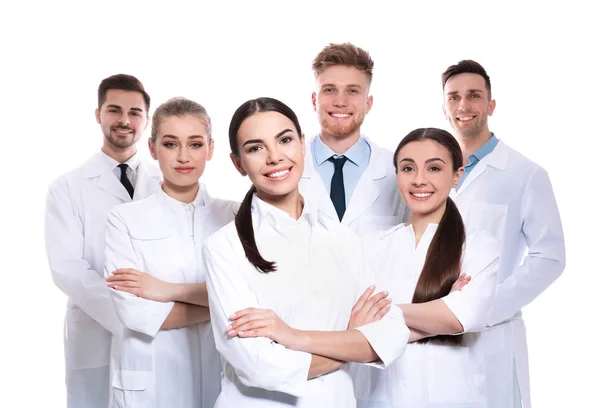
[100,149,140,186]
[203,195,409,408]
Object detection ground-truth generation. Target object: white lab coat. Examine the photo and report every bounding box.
[450,140,566,408]
[299,136,409,236]
[104,184,239,408]
[203,195,409,408]
[45,152,162,408]
[355,224,499,408]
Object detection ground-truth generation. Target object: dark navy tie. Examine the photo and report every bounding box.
[328,156,348,221]
[117,163,134,199]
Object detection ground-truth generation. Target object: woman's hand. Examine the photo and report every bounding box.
[348,286,391,330]
[227,308,297,348]
[450,273,471,293]
[107,268,174,302]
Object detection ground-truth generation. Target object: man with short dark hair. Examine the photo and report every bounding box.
[45,74,162,408]
[442,60,566,408]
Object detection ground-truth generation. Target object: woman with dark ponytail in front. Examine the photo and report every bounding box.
[202,97,409,408]
[354,128,500,408]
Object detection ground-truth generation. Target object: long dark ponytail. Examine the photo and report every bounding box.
[394,128,466,345]
[228,97,303,273]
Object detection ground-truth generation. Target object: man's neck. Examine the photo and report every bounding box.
[102,145,137,164]
[457,130,493,164]
[319,130,361,154]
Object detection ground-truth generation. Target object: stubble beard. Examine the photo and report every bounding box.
[454,115,487,140]
[104,128,137,150]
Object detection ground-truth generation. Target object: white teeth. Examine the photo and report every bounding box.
[331,113,350,118]
[458,116,474,121]
[413,192,432,198]
[267,169,290,178]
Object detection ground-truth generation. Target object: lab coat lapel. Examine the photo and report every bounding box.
[453,140,510,198]
[82,152,131,202]
[133,160,161,200]
[301,149,339,221]
[341,144,383,226]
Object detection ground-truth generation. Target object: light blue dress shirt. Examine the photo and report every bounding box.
[312,136,371,205]
[456,134,499,189]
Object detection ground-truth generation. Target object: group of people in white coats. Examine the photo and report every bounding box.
[44,43,565,408]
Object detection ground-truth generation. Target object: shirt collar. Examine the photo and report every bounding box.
[156,182,207,210]
[469,134,499,163]
[251,194,318,234]
[100,150,140,171]
[313,135,370,168]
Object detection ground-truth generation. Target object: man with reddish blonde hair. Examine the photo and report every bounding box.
[300,43,408,234]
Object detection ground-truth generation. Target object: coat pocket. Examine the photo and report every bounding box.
[427,345,478,403]
[464,202,508,244]
[112,369,152,391]
[352,363,388,403]
[111,329,154,391]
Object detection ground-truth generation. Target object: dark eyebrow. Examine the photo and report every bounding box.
[106,104,144,113]
[398,157,446,164]
[242,128,294,147]
[446,89,483,95]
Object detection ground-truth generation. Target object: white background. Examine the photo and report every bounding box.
[1,1,597,406]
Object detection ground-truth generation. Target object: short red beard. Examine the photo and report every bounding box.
[321,116,361,139]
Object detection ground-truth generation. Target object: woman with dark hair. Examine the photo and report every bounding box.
[202,97,409,408]
[354,128,499,407]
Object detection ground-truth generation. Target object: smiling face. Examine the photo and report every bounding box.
[396,139,463,223]
[230,111,305,206]
[312,65,373,143]
[443,73,496,140]
[149,114,214,192]
[96,89,148,152]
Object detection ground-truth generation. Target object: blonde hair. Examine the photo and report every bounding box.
[151,97,212,143]
[312,43,374,83]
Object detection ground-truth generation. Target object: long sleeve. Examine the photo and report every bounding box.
[203,230,312,397]
[490,167,566,325]
[104,208,174,338]
[44,180,122,336]
[354,236,409,368]
[442,231,500,332]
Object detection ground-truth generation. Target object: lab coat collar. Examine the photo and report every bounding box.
[380,222,439,243]
[82,150,140,178]
[301,136,388,225]
[81,152,132,202]
[251,194,319,235]
[341,138,387,225]
[452,139,510,196]
[133,160,161,200]
[156,182,208,210]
